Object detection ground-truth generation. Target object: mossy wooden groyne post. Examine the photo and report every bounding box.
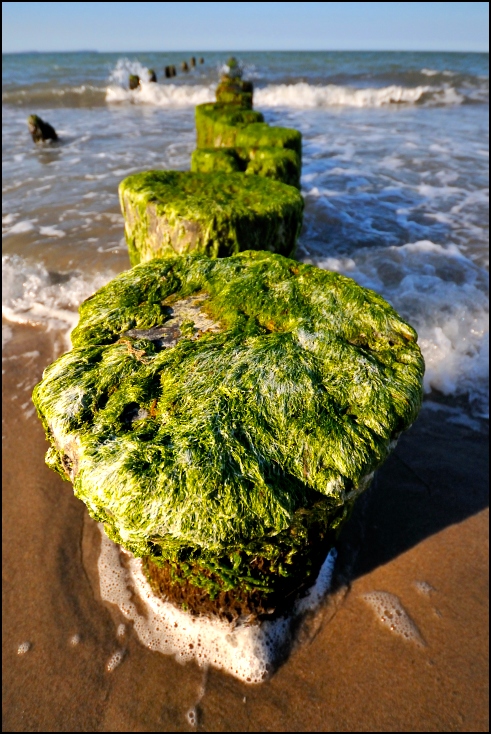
[32,252,425,621]
[192,58,302,189]
[118,56,305,266]
[119,171,303,265]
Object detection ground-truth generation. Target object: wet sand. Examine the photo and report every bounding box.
[2,322,489,732]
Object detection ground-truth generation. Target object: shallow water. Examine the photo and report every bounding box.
[2,50,488,416]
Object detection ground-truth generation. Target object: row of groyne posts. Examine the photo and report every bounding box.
[130,55,206,89]
[28,57,304,264]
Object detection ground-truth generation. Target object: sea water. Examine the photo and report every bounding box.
[2,51,488,418]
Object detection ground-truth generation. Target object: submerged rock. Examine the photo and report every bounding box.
[119,170,304,264]
[33,252,424,620]
[199,57,204,64]
[148,69,157,82]
[27,114,58,144]
[129,74,140,90]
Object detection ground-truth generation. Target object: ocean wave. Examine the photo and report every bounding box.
[255,81,485,108]
[105,81,215,106]
[309,241,489,418]
[105,80,487,109]
[2,254,115,347]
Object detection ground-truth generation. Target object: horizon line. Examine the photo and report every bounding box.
[2,48,489,55]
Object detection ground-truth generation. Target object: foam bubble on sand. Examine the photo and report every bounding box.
[363,591,425,646]
[414,581,435,596]
[106,649,125,672]
[311,241,489,418]
[97,525,336,684]
[255,83,464,108]
[2,254,115,348]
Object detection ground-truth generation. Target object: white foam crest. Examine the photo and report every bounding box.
[2,254,115,346]
[106,81,214,107]
[311,241,489,417]
[106,57,214,107]
[97,525,336,685]
[254,82,464,108]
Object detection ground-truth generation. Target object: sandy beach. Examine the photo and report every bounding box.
[2,320,488,732]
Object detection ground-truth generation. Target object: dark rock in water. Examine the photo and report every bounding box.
[190,56,196,67]
[164,65,172,79]
[27,114,58,144]
[199,57,204,64]
[129,74,140,90]
[181,61,189,72]
[171,65,177,77]
[148,69,157,82]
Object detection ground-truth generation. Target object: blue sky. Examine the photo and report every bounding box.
[2,2,489,54]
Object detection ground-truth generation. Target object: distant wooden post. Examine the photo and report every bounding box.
[181,61,189,72]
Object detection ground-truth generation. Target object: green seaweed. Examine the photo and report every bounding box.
[119,170,304,265]
[215,79,253,109]
[33,251,424,599]
[191,148,242,174]
[195,103,263,148]
[191,147,301,188]
[236,123,302,159]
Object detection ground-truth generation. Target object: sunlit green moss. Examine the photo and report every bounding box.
[191,147,301,188]
[195,103,263,148]
[33,252,424,599]
[119,170,303,265]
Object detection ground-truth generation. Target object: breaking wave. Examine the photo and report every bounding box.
[2,254,115,345]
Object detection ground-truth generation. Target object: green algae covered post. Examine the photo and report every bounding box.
[192,147,301,189]
[191,148,242,174]
[236,123,302,160]
[119,170,304,265]
[195,103,263,148]
[33,252,424,620]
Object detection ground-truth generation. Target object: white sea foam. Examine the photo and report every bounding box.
[363,591,425,646]
[255,82,464,108]
[106,58,214,106]
[2,254,115,347]
[97,525,337,684]
[104,59,475,109]
[106,81,215,107]
[310,241,489,418]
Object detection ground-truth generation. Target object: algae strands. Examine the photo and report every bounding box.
[33,252,424,620]
[119,171,304,266]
